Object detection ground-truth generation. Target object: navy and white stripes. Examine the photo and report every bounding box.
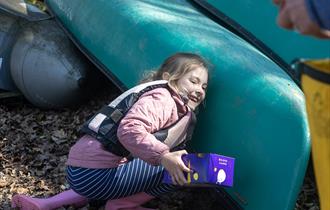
[67,158,177,200]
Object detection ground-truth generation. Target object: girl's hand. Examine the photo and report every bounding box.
[160,150,191,185]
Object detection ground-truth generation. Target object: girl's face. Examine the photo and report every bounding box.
[174,66,208,110]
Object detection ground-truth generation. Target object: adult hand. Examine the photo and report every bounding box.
[273,0,330,39]
[160,150,191,186]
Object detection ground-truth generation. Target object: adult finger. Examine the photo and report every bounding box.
[307,29,330,39]
[319,30,330,39]
[294,18,330,39]
[299,23,330,38]
[277,7,294,29]
[272,0,283,6]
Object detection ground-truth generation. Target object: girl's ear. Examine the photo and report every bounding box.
[162,72,170,80]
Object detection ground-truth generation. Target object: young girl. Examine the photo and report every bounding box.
[11,52,209,210]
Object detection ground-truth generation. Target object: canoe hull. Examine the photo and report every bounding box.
[45,0,310,209]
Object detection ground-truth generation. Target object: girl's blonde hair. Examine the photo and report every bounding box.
[141,53,209,86]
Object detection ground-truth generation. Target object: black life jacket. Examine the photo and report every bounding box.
[80,80,196,158]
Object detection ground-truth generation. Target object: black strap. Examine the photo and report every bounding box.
[301,63,330,84]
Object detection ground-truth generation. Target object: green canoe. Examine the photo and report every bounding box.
[199,0,330,63]
[45,0,310,209]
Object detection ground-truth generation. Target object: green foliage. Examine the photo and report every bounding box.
[25,0,46,11]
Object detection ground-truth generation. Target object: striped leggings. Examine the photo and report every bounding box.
[66,158,177,200]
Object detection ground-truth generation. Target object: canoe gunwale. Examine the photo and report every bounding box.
[189,0,300,86]
[214,187,244,209]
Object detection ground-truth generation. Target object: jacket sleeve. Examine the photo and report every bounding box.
[117,88,176,165]
[305,0,330,30]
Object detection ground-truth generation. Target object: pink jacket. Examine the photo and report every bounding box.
[66,87,188,168]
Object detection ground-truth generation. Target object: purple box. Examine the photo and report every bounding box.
[163,153,235,187]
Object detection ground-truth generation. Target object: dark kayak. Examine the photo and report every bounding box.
[0,0,94,108]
